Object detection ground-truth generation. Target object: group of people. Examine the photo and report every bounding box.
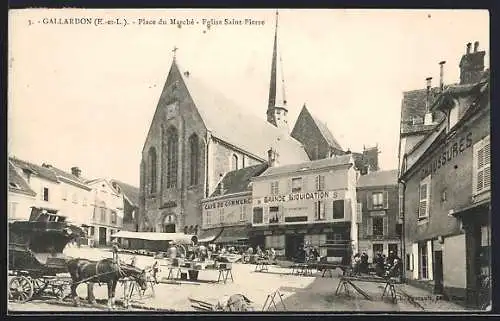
[352,250,402,278]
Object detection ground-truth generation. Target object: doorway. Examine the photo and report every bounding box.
[99,227,107,246]
[285,234,304,261]
[163,224,175,233]
[434,250,444,294]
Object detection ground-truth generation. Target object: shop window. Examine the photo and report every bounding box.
[291,177,302,193]
[315,175,325,191]
[418,175,431,220]
[473,135,491,195]
[265,235,285,250]
[332,200,344,219]
[253,207,263,224]
[314,201,325,221]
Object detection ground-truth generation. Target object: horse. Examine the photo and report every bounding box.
[66,258,148,309]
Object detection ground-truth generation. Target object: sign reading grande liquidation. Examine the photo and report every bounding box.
[420,132,472,179]
[203,197,252,210]
[255,190,345,205]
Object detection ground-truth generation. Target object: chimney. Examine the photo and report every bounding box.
[42,163,52,168]
[460,41,485,85]
[439,61,446,91]
[183,71,190,78]
[71,166,82,178]
[424,77,433,125]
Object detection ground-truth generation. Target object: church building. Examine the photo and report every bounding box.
[138,12,318,233]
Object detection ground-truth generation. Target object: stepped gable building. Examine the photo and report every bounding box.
[139,11,310,234]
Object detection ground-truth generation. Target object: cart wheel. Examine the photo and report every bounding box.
[9,276,34,303]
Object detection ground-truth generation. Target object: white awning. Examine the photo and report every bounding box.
[111,231,196,244]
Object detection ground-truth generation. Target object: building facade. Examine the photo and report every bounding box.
[250,154,358,260]
[399,42,490,308]
[9,157,93,227]
[8,161,37,221]
[356,169,401,262]
[86,179,125,247]
[199,163,269,245]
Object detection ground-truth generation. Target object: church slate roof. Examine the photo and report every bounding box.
[357,169,398,188]
[258,154,353,177]
[310,114,343,151]
[210,163,269,197]
[174,61,310,165]
[8,161,36,197]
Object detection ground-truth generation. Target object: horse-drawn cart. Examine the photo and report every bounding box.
[8,219,85,303]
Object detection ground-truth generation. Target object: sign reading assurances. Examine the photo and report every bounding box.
[255,190,345,205]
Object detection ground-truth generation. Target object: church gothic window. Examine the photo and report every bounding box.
[166,126,178,188]
[148,147,157,194]
[189,134,200,186]
[232,154,239,171]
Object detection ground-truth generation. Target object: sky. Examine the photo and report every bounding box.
[8,9,490,187]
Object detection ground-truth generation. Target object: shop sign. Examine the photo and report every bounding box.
[263,231,272,236]
[420,132,473,179]
[256,189,344,205]
[203,197,252,210]
[370,210,386,216]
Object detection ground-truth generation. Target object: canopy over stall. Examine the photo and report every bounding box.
[111,231,198,252]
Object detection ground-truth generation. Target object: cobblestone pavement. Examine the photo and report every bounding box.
[7,247,470,312]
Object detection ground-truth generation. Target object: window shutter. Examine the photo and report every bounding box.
[383,191,389,209]
[472,140,480,195]
[320,201,325,220]
[314,201,318,220]
[263,207,269,224]
[315,176,319,191]
[367,217,373,236]
[483,136,491,191]
[383,217,388,236]
[367,193,373,210]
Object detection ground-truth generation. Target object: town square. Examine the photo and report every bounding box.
[7,8,490,312]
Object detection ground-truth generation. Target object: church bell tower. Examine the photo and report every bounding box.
[266,10,289,132]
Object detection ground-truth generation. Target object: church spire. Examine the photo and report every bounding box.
[266,10,289,131]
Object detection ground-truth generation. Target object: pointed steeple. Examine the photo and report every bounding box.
[266,10,289,131]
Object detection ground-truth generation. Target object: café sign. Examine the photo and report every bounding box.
[203,197,252,210]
